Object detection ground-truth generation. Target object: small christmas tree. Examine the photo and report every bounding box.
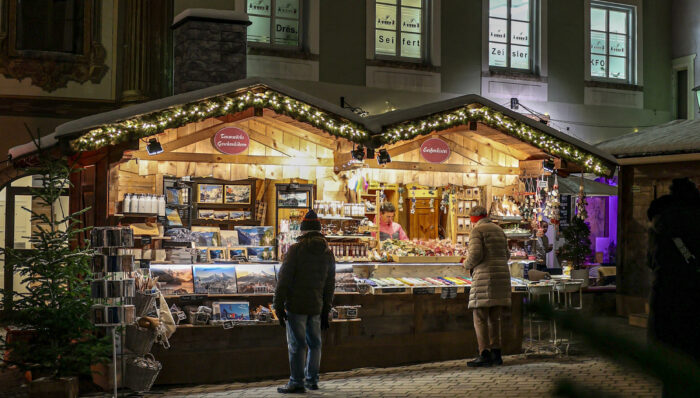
[560,183,592,269]
[0,155,110,379]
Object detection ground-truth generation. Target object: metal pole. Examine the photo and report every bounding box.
[113,327,118,398]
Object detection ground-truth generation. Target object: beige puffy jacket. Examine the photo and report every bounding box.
[465,218,511,308]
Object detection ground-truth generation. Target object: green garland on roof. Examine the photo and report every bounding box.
[376,106,613,176]
[71,90,371,151]
[71,89,613,176]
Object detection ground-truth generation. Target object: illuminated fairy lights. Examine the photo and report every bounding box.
[71,89,371,151]
[70,88,613,176]
[376,106,613,176]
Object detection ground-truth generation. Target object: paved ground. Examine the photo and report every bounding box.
[142,354,661,398]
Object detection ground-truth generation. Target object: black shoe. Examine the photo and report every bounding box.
[491,348,503,365]
[277,382,306,394]
[467,350,493,367]
[304,381,319,390]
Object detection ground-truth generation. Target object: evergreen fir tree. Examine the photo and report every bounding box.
[560,183,592,269]
[0,156,110,378]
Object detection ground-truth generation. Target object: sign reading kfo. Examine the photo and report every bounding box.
[212,127,249,155]
[420,137,451,163]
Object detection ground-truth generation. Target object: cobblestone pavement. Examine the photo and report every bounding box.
[142,354,662,398]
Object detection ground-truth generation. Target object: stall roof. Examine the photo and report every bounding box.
[10,77,617,174]
[548,175,617,196]
[597,118,700,158]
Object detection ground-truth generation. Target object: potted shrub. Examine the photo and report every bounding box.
[0,156,110,397]
[560,216,593,286]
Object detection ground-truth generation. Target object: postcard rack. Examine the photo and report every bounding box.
[90,226,137,396]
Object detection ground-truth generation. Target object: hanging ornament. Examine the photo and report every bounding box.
[397,186,405,212]
[410,188,417,215]
[429,197,435,213]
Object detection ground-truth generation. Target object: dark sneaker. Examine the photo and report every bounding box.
[277,382,306,394]
[304,381,319,390]
[491,348,503,366]
[467,350,493,367]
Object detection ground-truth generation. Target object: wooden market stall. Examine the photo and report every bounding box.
[7,78,617,386]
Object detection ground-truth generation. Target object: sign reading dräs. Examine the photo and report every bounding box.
[212,127,249,155]
[420,138,451,163]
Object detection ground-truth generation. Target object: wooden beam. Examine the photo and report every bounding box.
[242,124,317,159]
[215,108,256,124]
[386,136,432,158]
[365,160,519,175]
[131,152,333,167]
[254,115,336,149]
[439,136,497,166]
[461,130,533,160]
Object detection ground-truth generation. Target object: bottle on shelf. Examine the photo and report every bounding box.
[137,194,148,213]
[123,194,131,214]
[158,195,166,217]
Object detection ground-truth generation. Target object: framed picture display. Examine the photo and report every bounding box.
[277,191,309,208]
[225,184,251,204]
[197,184,224,204]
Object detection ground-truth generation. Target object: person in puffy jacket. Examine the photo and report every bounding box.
[273,210,335,393]
[463,206,511,367]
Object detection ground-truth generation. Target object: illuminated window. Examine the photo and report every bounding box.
[375,0,425,60]
[488,0,533,70]
[590,2,634,81]
[247,0,301,47]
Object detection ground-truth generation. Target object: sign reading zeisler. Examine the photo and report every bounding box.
[420,137,451,163]
[212,127,250,155]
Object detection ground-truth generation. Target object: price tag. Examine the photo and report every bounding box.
[537,180,548,189]
[223,320,234,329]
[141,236,152,245]
[177,311,187,321]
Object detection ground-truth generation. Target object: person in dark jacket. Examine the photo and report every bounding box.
[273,210,335,394]
[647,178,700,397]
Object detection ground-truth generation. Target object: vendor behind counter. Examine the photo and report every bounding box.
[373,202,408,241]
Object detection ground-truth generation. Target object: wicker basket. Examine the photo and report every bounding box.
[125,325,156,356]
[125,354,161,392]
[134,291,157,317]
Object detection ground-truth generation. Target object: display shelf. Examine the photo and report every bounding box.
[318,215,367,221]
[134,236,172,240]
[191,219,258,226]
[114,213,159,218]
[166,204,191,209]
[325,235,373,239]
[194,203,251,208]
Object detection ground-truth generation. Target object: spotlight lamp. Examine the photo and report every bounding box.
[377,149,391,165]
[542,158,555,173]
[351,146,365,161]
[146,138,163,155]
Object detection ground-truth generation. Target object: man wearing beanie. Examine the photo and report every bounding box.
[274,209,336,393]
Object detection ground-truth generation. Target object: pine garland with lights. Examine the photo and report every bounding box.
[69,87,613,177]
[71,89,371,151]
[377,106,613,176]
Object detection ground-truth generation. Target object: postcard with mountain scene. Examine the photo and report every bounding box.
[193,265,237,294]
[235,264,276,294]
[213,301,250,320]
[150,264,194,294]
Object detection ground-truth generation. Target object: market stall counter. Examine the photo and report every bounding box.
[150,261,524,386]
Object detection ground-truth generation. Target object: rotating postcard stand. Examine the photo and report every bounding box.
[90,227,136,397]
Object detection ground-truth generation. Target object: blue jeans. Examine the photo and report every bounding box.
[285,312,322,387]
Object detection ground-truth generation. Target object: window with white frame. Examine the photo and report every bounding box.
[247,0,301,47]
[375,0,425,60]
[590,2,634,81]
[488,0,534,70]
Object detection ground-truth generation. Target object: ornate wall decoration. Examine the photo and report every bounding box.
[0,0,108,92]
